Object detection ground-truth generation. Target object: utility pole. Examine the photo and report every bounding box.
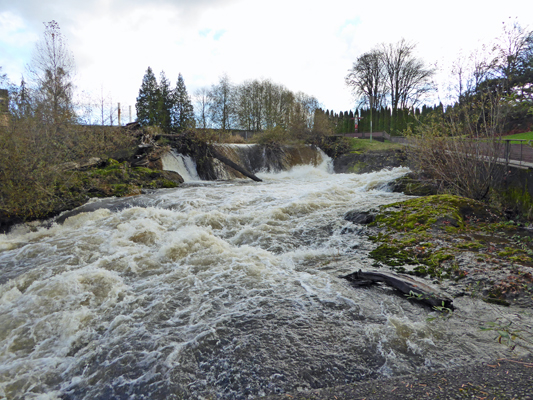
[118,103,121,126]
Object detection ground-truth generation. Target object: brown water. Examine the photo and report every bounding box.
[0,160,528,399]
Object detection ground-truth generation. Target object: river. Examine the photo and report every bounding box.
[0,154,524,399]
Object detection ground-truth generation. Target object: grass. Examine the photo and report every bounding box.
[347,138,404,152]
[501,131,533,143]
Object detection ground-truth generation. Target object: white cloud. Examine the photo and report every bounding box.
[1,0,532,115]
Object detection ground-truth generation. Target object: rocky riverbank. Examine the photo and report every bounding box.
[0,158,184,233]
[344,194,533,309]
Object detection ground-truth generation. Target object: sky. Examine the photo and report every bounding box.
[1,0,532,123]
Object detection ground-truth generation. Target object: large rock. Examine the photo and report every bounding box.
[333,149,408,174]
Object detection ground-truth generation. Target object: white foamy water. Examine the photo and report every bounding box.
[162,150,201,182]
[0,165,528,399]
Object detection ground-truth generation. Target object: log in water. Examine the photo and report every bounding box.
[343,269,454,309]
[210,148,263,182]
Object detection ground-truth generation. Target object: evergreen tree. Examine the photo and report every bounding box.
[12,78,33,119]
[157,71,173,132]
[172,73,195,132]
[348,110,355,133]
[136,67,160,127]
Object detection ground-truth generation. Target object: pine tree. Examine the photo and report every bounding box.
[136,67,160,127]
[348,110,355,133]
[13,78,33,118]
[172,73,195,132]
[157,71,173,132]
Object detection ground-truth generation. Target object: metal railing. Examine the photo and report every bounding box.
[499,139,533,167]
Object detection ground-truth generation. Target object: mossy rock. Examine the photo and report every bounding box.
[391,175,438,196]
[369,244,419,266]
[374,195,500,233]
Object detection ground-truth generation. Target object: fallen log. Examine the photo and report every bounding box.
[210,148,263,182]
[342,269,454,310]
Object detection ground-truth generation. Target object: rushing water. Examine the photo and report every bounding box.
[162,151,202,182]
[0,159,526,400]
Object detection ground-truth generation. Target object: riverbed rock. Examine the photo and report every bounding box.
[343,210,376,225]
[333,149,409,174]
[390,172,439,196]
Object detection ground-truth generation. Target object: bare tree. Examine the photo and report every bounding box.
[491,19,533,101]
[345,49,387,110]
[194,87,212,129]
[209,74,235,130]
[380,39,434,112]
[346,40,434,133]
[27,21,76,125]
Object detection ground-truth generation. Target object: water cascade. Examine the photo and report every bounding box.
[161,144,331,182]
[161,150,201,182]
[0,155,526,399]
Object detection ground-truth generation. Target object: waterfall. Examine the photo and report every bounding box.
[161,150,201,182]
[210,144,331,179]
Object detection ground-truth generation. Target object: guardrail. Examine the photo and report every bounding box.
[339,134,533,167]
[384,137,533,168]
[499,139,533,167]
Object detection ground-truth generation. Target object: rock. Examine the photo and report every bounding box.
[333,149,408,174]
[390,173,439,196]
[160,170,184,184]
[344,210,375,225]
[57,161,80,171]
[78,157,103,170]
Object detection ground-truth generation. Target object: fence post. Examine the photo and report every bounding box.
[505,140,510,168]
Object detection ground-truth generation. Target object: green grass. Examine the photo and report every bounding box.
[348,138,404,152]
[501,131,533,143]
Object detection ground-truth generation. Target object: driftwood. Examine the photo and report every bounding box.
[343,269,454,310]
[210,149,263,182]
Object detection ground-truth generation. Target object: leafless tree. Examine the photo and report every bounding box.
[27,20,76,125]
[209,74,235,130]
[380,39,434,111]
[194,87,211,129]
[345,49,386,110]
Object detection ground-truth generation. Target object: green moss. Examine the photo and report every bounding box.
[426,251,454,267]
[107,158,120,166]
[348,162,368,173]
[374,195,496,233]
[498,247,520,257]
[161,179,179,188]
[369,244,419,267]
[110,184,131,196]
[456,241,484,250]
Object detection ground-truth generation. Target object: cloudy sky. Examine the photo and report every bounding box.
[1,0,532,122]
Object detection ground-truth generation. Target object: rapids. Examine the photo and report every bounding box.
[0,158,527,399]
